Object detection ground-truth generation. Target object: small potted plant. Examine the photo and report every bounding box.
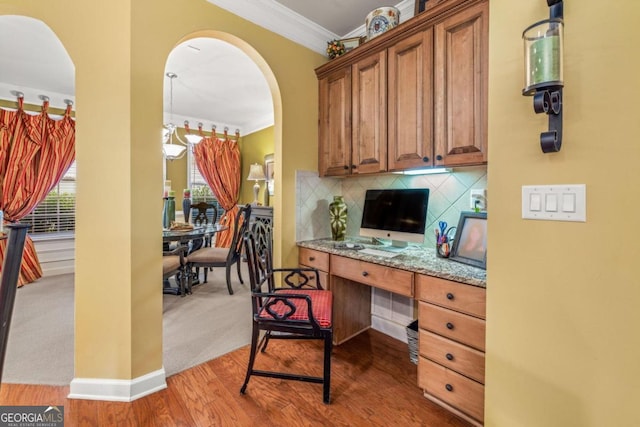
[326,39,345,59]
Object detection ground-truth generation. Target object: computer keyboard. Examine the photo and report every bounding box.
[359,248,400,259]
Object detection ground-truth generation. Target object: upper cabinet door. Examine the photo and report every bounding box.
[388,28,434,171]
[434,1,488,166]
[351,50,387,175]
[319,66,352,177]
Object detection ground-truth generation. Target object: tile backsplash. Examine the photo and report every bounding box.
[296,166,487,247]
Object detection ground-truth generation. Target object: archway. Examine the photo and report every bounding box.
[0,14,76,384]
[161,31,281,375]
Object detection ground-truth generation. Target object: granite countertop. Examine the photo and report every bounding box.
[297,238,486,288]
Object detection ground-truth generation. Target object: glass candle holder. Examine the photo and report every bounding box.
[522,18,564,95]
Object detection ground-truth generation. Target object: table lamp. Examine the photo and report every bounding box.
[246,163,265,205]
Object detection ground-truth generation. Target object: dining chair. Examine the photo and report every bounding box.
[162,245,189,296]
[239,220,334,404]
[188,201,218,267]
[187,204,251,295]
[191,201,218,227]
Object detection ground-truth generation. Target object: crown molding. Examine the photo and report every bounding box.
[207,0,338,54]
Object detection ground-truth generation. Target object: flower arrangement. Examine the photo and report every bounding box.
[326,39,345,59]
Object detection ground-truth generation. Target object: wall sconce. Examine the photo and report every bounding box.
[522,0,564,153]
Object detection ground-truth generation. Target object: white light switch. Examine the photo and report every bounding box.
[530,193,542,211]
[522,184,586,222]
[545,194,558,212]
[562,193,576,212]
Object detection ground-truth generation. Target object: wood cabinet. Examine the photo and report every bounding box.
[318,66,352,176]
[298,247,329,290]
[318,50,387,176]
[434,1,489,166]
[316,0,488,176]
[417,274,486,426]
[351,51,387,174]
[388,28,434,170]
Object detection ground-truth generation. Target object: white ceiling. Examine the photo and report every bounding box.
[0,0,412,135]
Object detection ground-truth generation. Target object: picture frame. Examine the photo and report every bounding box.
[264,153,275,197]
[449,211,487,269]
[340,36,365,53]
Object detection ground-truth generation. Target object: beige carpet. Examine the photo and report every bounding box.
[2,266,252,385]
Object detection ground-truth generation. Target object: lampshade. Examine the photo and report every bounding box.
[247,163,265,205]
[247,163,265,181]
[162,72,203,160]
[163,143,187,159]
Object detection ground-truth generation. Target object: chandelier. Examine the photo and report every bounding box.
[162,72,203,160]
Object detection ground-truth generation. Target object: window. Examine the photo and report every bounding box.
[188,150,223,221]
[20,161,76,235]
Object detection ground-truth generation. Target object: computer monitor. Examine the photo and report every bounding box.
[359,188,429,250]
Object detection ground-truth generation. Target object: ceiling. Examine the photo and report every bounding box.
[0,0,412,135]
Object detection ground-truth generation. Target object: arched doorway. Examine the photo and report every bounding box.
[161,32,280,376]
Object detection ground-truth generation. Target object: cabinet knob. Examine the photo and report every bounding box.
[446,353,454,361]
[446,322,454,330]
[343,165,349,170]
[351,165,357,169]
[362,271,369,277]
[446,292,454,300]
[436,154,443,161]
[422,156,429,162]
[309,256,315,261]
[445,384,453,392]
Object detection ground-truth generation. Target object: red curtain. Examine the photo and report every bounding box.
[0,98,76,285]
[193,133,241,248]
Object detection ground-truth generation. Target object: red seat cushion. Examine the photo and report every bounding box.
[258,289,332,328]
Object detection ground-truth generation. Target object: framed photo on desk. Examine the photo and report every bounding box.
[449,211,487,269]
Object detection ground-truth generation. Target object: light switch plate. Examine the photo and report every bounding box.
[522,184,586,222]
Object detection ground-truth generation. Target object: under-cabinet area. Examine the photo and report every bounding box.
[315,0,489,177]
[298,240,486,425]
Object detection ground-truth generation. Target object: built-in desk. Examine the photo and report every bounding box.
[297,239,487,426]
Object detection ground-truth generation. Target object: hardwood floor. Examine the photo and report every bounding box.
[0,330,472,426]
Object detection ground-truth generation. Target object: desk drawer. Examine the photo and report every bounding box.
[418,357,484,423]
[419,302,485,351]
[420,329,485,383]
[298,248,330,272]
[297,266,329,290]
[331,255,413,297]
[417,274,485,319]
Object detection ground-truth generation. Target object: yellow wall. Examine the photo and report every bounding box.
[486,1,640,425]
[0,0,324,383]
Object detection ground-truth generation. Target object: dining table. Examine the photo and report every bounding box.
[162,224,228,295]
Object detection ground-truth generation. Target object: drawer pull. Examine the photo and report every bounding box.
[309,256,315,261]
[446,353,454,361]
[362,271,369,277]
[446,322,454,330]
[445,384,453,392]
[446,292,454,300]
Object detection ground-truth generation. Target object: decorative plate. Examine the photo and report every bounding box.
[365,7,400,40]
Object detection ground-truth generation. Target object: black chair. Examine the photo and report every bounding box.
[191,201,218,227]
[0,224,30,384]
[240,220,334,404]
[187,204,251,294]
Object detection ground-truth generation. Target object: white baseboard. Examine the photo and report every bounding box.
[371,315,408,344]
[68,368,167,402]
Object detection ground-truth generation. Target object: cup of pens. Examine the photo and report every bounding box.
[435,222,455,258]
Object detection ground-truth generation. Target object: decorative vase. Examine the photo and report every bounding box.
[162,196,176,229]
[329,196,348,241]
[182,192,191,223]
